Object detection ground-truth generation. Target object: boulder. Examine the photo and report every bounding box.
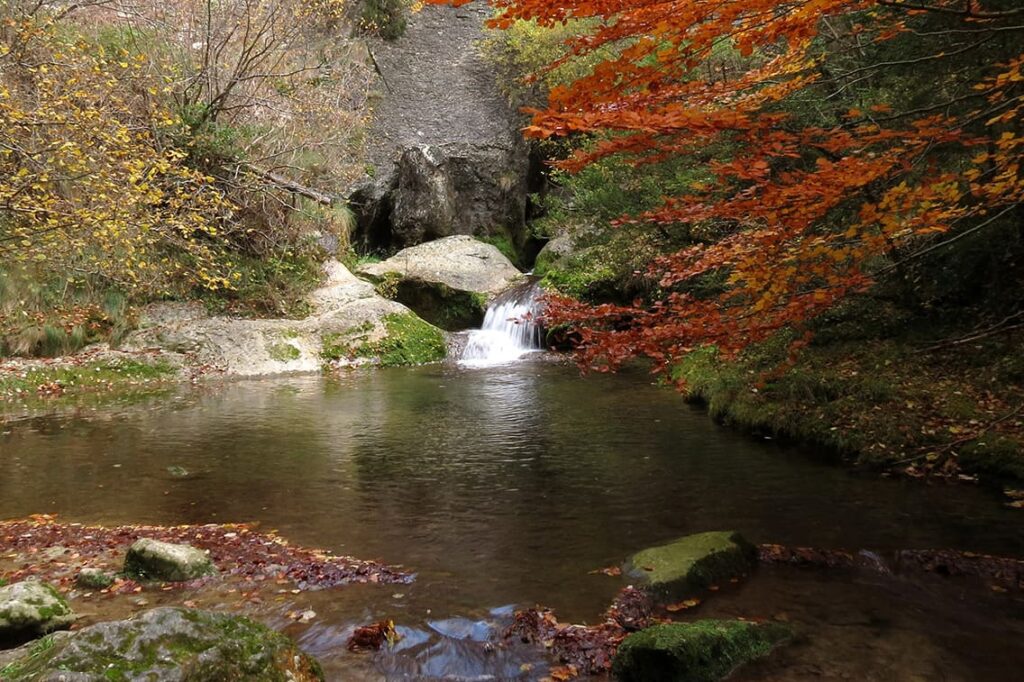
[75,568,114,590]
[0,581,75,639]
[358,236,523,330]
[624,531,757,602]
[612,620,791,682]
[0,607,324,681]
[123,539,216,582]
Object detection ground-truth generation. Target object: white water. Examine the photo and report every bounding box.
[459,281,543,367]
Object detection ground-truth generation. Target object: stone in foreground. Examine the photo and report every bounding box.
[0,607,323,681]
[124,538,216,582]
[625,531,757,601]
[76,567,115,590]
[612,620,791,682]
[0,580,75,639]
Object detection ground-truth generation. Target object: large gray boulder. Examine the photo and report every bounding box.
[0,581,75,639]
[358,236,523,330]
[123,539,216,582]
[625,531,757,602]
[350,2,529,251]
[124,260,446,375]
[612,620,791,682]
[0,607,324,681]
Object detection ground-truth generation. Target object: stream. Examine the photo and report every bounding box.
[1,359,1022,679]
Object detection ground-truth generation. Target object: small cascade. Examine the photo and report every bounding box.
[459,280,543,367]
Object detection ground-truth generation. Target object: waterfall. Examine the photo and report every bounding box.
[459,280,544,367]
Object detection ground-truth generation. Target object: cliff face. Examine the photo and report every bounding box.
[349,2,529,252]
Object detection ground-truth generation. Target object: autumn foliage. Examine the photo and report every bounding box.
[445,0,1024,374]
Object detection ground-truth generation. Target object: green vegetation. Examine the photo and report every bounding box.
[392,281,487,331]
[1,0,372,357]
[321,315,446,367]
[673,305,1024,481]
[626,532,757,602]
[359,0,408,40]
[493,7,1024,483]
[362,314,447,367]
[268,342,302,362]
[0,358,178,409]
[2,608,324,681]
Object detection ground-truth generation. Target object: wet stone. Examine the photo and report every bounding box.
[123,538,216,582]
[0,580,75,640]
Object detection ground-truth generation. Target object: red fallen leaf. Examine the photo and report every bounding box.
[347,620,401,651]
[641,565,654,572]
[664,598,700,612]
[547,664,579,681]
[589,566,622,577]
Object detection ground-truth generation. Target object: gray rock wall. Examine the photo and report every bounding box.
[350,2,529,251]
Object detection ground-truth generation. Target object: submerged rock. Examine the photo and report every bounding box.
[0,581,75,640]
[358,236,523,330]
[124,539,216,582]
[75,568,115,590]
[625,531,757,601]
[612,620,791,682]
[0,607,324,681]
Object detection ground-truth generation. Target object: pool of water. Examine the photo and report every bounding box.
[2,358,1022,679]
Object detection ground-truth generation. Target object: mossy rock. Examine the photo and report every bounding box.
[0,607,324,681]
[76,567,115,590]
[625,531,757,602]
[124,539,217,582]
[361,313,447,367]
[392,279,487,331]
[0,581,75,640]
[612,620,791,682]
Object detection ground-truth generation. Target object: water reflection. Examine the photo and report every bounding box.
[1,360,1023,679]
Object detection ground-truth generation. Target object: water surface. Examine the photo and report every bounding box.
[1,359,1022,679]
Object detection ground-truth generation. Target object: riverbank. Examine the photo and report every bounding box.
[672,314,1024,488]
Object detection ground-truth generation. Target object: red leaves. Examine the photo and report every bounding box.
[503,587,655,675]
[347,619,401,651]
[449,0,1024,376]
[0,516,413,593]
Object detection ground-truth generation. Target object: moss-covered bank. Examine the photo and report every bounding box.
[672,311,1024,483]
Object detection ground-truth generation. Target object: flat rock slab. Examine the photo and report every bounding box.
[0,581,74,640]
[125,260,443,376]
[0,607,323,681]
[612,620,791,682]
[124,539,216,582]
[359,235,522,296]
[625,531,757,602]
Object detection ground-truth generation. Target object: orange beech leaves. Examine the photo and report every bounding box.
[431,0,1024,374]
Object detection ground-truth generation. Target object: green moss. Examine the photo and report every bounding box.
[0,633,57,678]
[4,608,323,681]
[626,531,757,602]
[670,318,1024,481]
[358,314,447,367]
[267,342,301,362]
[612,620,791,682]
[958,437,1024,481]
[76,569,115,590]
[320,315,445,366]
[0,358,175,396]
[393,280,487,331]
[478,234,520,267]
